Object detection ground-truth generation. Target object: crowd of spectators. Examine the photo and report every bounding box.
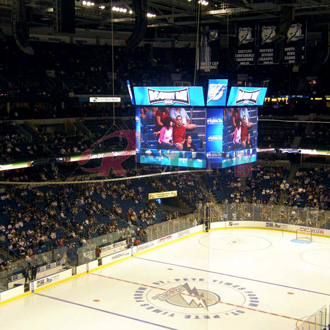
[0,175,189,265]
[0,41,193,98]
[2,117,330,169]
[1,36,330,276]
[0,118,136,165]
[1,37,329,116]
[208,165,330,212]
[161,173,209,210]
[258,121,296,149]
[207,165,330,227]
[299,123,330,150]
[208,165,289,206]
[0,162,330,273]
[287,167,330,209]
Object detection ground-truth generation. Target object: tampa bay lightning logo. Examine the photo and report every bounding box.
[135,278,259,319]
[152,283,216,310]
[207,84,227,103]
[261,26,276,44]
[287,23,304,42]
[238,27,254,46]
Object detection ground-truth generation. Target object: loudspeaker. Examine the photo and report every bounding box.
[126,0,148,50]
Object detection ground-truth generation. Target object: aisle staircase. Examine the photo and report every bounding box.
[190,108,206,148]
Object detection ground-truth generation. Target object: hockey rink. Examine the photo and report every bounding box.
[1,228,330,330]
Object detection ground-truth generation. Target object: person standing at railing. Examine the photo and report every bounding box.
[23,265,31,284]
[31,264,37,281]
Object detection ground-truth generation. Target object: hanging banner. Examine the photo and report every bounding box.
[235,23,257,66]
[282,22,307,65]
[197,25,220,74]
[257,22,280,65]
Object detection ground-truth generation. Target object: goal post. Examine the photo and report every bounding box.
[296,229,312,242]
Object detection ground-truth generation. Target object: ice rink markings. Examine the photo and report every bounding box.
[34,292,178,330]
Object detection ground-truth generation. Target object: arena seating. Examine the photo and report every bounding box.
[1,37,330,273]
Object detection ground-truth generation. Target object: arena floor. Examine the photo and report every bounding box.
[1,228,330,330]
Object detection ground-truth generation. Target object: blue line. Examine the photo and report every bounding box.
[135,256,330,297]
[34,292,178,330]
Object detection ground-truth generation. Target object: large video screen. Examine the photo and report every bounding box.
[136,106,207,168]
[136,105,258,169]
[207,107,258,168]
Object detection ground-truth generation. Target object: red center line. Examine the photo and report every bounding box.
[91,273,320,326]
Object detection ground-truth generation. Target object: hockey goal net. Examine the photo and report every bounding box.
[296,229,312,242]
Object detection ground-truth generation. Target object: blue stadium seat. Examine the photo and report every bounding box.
[145,125,157,133]
[145,140,157,149]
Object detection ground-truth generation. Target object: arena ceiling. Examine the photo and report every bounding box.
[0,0,330,41]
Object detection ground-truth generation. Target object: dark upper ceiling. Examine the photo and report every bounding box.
[1,0,330,43]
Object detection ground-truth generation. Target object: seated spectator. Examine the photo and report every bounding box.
[157,117,173,150]
[240,108,253,129]
[170,108,196,131]
[182,134,197,152]
[172,115,186,150]
[245,132,253,149]
[231,119,242,147]
[155,107,170,131]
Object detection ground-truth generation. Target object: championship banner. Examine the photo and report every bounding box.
[197,25,220,74]
[148,191,177,200]
[235,23,257,66]
[257,22,280,65]
[282,21,307,65]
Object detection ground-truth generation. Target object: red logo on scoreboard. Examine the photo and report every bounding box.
[78,130,136,177]
[234,163,252,177]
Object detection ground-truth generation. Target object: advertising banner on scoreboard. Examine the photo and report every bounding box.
[206,108,223,160]
[133,86,205,106]
[227,87,267,107]
[235,23,257,66]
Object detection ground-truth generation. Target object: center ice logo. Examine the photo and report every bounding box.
[135,278,259,319]
[152,283,217,310]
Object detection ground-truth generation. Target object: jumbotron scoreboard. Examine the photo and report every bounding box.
[130,79,267,169]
